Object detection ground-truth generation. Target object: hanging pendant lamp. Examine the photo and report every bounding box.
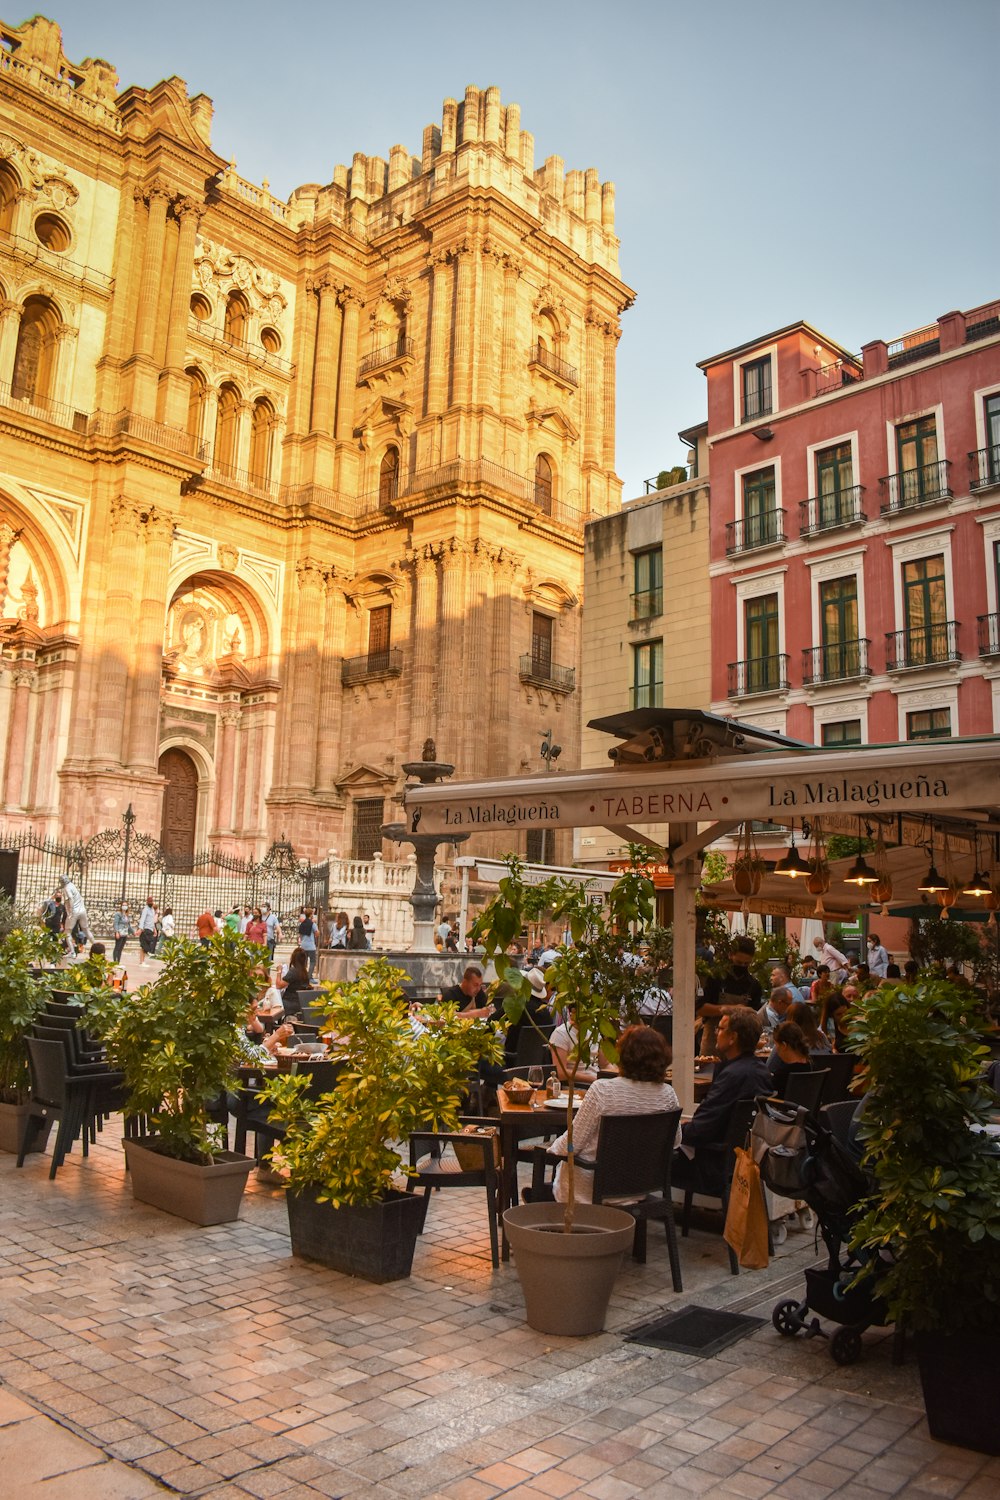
[775,828,810,878]
[844,816,877,885]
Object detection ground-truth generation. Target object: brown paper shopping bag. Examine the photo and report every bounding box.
[723,1143,770,1269]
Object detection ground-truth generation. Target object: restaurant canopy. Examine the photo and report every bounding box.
[404,710,1000,1106]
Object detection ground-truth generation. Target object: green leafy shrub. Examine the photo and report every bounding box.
[262,956,502,1207]
[0,926,59,1099]
[850,980,1000,1332]
[105,933,264,1163]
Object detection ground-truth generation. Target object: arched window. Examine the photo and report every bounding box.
[11,296,59,405]
[379,446,400,504]
[185,367,206,447]
[249,398,274,483]
[534,453,554,514]
[223,291,249,345]
[214,382,240,473]
[535,310,560,363]
[0,165,18,239]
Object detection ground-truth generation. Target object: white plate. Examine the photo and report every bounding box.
[542,1095,583,1109]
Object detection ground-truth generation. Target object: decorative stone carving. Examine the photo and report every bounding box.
[0,134,79,208]
[217,544,238,572]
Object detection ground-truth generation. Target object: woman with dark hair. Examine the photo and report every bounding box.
[347,915,369,951]
[275,947,312,1017]
[245,906,267,947]
[546,1025,679,1204]
[330,911,350,949]
[768,1020,813,1096]
[788,1000,832,1054]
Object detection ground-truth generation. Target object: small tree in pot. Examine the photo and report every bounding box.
[0,923,58,1152]
[471,860,656,1333]
[262,956,502,1282]
[106,933,265,1224]
[850,979,1000,1453]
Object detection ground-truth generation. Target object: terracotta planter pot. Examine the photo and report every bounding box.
[915,1328,1000,1455]
[0,1099,52,1156]
[123,1136,253,1226]
[286,1187,426,1282]
[502,1202,636,1336]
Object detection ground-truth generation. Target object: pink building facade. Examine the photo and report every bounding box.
[702,300,1000,748]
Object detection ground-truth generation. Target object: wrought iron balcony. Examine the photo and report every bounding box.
[518,654,575,693]
[977,614,1000,657]
[629,588,663,622]
[629,683,663,710]
[802,638,871,685]
[528,343,578,385]
[798,486,865,536]
[885,621,959,671]
[879,459,952,513]
[357,336,414,380]
[341,648,403,686]
[741,388,772,423]
[725,509,786,555]
[969,446,1000,493]
[727,654,790,697]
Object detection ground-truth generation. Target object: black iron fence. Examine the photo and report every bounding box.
[0,818,328,939]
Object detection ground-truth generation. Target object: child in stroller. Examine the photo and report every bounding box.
[756,1096,899,1365]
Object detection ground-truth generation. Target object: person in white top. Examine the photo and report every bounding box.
[813,936,848,972]
[866,934,889,978]
[547,1026,680,1203]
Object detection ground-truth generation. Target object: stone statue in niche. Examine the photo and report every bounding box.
[178,608,208,663]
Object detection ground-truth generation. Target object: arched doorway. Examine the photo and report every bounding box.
[158,748,199,868]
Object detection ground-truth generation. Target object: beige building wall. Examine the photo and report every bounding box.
[0,14,634,868]
[578,457,711,868]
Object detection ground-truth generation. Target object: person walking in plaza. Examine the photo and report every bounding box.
[263,903,282,960]
[196,907,216,947]
[157,907,175,953]
[58,874,90,952]
[111,902,132,963]
[137,896,158,964]
[298,906,318,976]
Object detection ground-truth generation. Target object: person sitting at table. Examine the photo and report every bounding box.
[274,947,313,1017]
[757,984,794,1033]
[501,968,553,1065]
[788,1000,833,1054]
[549,1002,611,1086]
[672,1007,771,1192]
[544,1025,679,1204]
[767,1020,813,1097]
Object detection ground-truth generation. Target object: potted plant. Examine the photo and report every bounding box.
[850,979,1000,1454]
[106,933,263,1225]
[472,859,655,1335]
[0,919,58,1153]
[262,956,502,1282]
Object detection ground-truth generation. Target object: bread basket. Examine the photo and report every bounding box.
[504,1078,534,1106]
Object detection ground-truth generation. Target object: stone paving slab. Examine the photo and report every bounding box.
[3,1121,1000,1499]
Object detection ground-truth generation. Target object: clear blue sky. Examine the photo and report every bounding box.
[49,0,1000,497]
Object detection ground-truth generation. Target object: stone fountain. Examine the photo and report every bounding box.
[379,741,470,953]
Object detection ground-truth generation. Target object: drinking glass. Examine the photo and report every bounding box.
[526,1065,543,1094]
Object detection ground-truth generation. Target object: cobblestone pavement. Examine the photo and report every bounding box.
[2,1121,998,1500]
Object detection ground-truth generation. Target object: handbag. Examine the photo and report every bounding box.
[751,1097,809,1198]
[723,1144,770,1269]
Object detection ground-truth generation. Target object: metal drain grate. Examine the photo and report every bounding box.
[624,1304,765,1357]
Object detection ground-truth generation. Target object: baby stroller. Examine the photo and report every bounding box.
[754,1097,897,1366]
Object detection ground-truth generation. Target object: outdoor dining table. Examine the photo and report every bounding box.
[232,1054,332,1154]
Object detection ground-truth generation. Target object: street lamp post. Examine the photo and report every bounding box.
[539,729,562,865]
[120,803,135,905]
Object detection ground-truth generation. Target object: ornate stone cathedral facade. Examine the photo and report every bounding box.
[0,14,633,865]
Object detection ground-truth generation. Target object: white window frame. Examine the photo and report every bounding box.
[805,429,860,498]
[885,401,947,473]
[811,697,870,747]
[733,343,778,427]
[893,684,958,742]
[973,380,1000,452]
[886,526,955,630]
[806,546,868,646]
[733,455,783,528]
[978,515,1000,618]
[733,566,787,662]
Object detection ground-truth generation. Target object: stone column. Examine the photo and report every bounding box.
[202,385,220,463]
[489,558,515,775]
[602,319,620,470]
[425,250,450,417]
[286,559,325,790]
[2,664,35,808]
[284,275,319,452]
[438,541,467,762]
[334,289,363,442]
[409,549,439,748]
[234,399,253,476]
[125,509,172,770]
[499,257,521,418]
[213,705,242,834]
[130,181,171,414]
[93,500,143,763]
[0,300,21,388]
[160,197,202,428]
[450,244,474,408]
[310,276,342,434]
[315,574,346,790]
[51,323,78,408]
[465,544,493,775]
[476,244,501,411]
[584,313,604,466]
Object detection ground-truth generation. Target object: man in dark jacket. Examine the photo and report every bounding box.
[696,935,762,1056]
[672,1006,771,1192]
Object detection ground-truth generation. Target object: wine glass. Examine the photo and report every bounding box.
[526,1065,543,1097]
